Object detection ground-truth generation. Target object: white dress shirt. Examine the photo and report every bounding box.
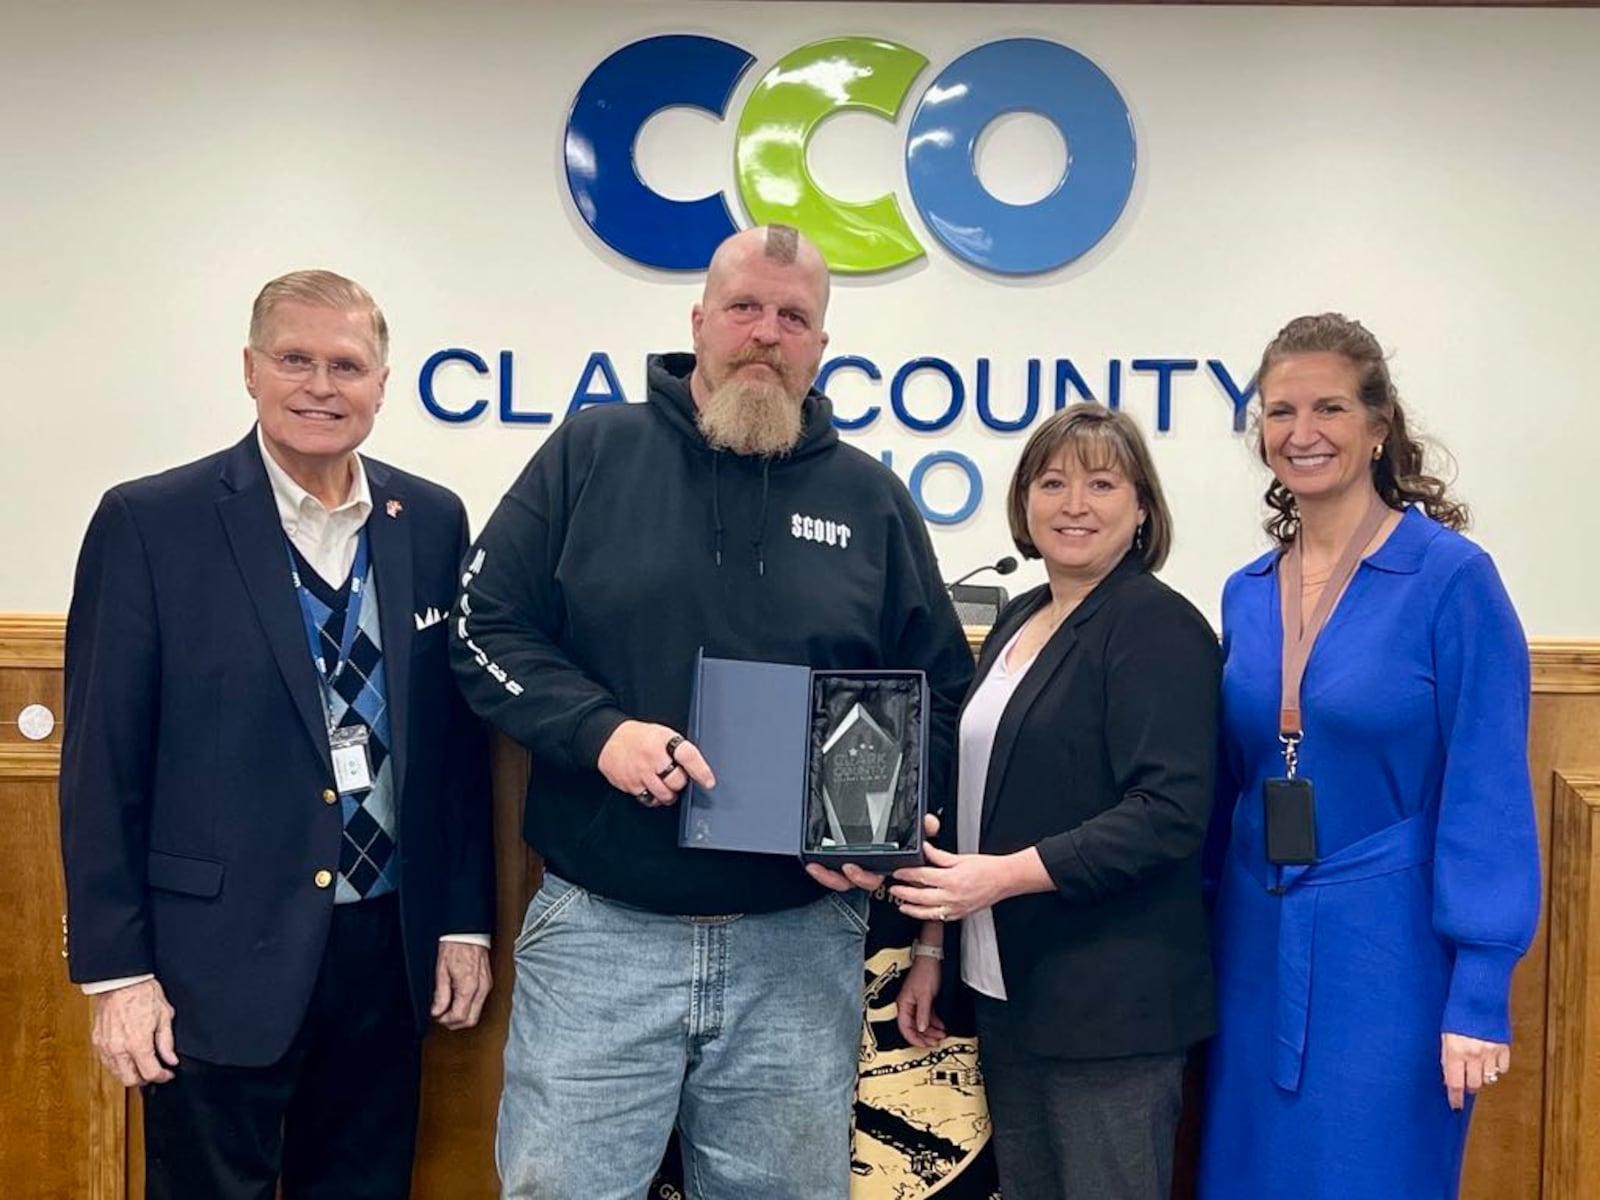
[82,436,486,997]
[259,426,373,588]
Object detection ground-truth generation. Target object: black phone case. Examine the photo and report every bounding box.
[1264,777,1318,865]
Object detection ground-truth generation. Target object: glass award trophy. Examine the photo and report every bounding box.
[819,703,903,849]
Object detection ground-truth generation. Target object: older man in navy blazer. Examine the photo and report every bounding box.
[59,270,495,1199]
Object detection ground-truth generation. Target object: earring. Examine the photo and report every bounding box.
[1373,443,1384,460]
[1134,521,1146,551]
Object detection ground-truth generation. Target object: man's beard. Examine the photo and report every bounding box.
[696,358,806,458]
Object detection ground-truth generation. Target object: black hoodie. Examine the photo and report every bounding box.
[451,353,974,914]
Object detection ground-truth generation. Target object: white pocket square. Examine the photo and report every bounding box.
[414,606,446,631]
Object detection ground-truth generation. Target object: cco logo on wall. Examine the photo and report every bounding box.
[564,35,1137,276]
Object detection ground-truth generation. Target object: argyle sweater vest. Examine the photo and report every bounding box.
[290,541,399,902]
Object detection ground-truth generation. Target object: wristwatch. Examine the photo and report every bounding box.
[910,941,944,961]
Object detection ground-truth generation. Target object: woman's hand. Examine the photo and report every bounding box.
[1441,1033,1511,1110]
[889,844,1053,923]
[806,813,944,894]
[897,954,946,1048]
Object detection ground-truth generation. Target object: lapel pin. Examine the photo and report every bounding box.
[386,499,404,519]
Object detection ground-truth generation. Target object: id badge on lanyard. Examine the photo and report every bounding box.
[289,533,374,796]
[1266,497,1388,875]
[330,725,374,794]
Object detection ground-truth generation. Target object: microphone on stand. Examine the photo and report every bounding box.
[945,556,1018,626]
[945,555,1019,592]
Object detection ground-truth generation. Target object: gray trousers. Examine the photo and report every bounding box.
[975,996,1185,1200]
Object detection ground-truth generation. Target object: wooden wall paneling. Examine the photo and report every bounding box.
[410,736,540,1199]
[1462,686,1600,1200]
[1534,642,1600,696]
[126,1092,143,1198]
[0,614,65,671]
[0,633,126,1200]
[4,615,1598,1199]
[0,770,126,1200]
[1543,774,1600,1200]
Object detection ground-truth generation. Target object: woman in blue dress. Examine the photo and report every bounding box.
[1198,314,1541,1199]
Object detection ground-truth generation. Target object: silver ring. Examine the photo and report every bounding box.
[636,790,653,805]
[1484,1070,1501,1084]
[937,905,949,922]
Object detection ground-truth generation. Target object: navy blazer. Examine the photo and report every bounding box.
[944,553,1220,1059]
[60,431,494,1067]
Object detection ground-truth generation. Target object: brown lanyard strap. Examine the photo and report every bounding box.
[1278,496,1390,747]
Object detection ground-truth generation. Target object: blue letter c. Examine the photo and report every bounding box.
[564,36,754,272]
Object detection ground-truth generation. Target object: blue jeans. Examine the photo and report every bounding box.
[497,872,869,1200]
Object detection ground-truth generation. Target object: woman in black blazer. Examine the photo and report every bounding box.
[893,404,1219,1200]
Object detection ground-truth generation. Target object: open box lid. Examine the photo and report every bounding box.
[681,652,811,856]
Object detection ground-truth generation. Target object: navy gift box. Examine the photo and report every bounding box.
[680,653,929,872]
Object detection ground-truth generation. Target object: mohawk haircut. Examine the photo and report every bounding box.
[764,224,800,265]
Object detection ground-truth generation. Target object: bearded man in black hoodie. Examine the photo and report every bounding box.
[452,224,973,1199]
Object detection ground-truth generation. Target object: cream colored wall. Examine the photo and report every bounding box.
[2,0,1597,630]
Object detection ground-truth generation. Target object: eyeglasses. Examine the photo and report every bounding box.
[253,349,377,384]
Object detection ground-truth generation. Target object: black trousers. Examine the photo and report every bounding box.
[143,893,422,1200]
[975,994,1185,1200]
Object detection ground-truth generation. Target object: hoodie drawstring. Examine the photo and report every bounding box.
[752,461,770,577]
[708,449,771,577]
[710,451,725,567]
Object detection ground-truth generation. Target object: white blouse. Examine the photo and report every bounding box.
[956,626,1039,1000]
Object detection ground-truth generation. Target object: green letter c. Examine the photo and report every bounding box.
[734,38,928,275]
